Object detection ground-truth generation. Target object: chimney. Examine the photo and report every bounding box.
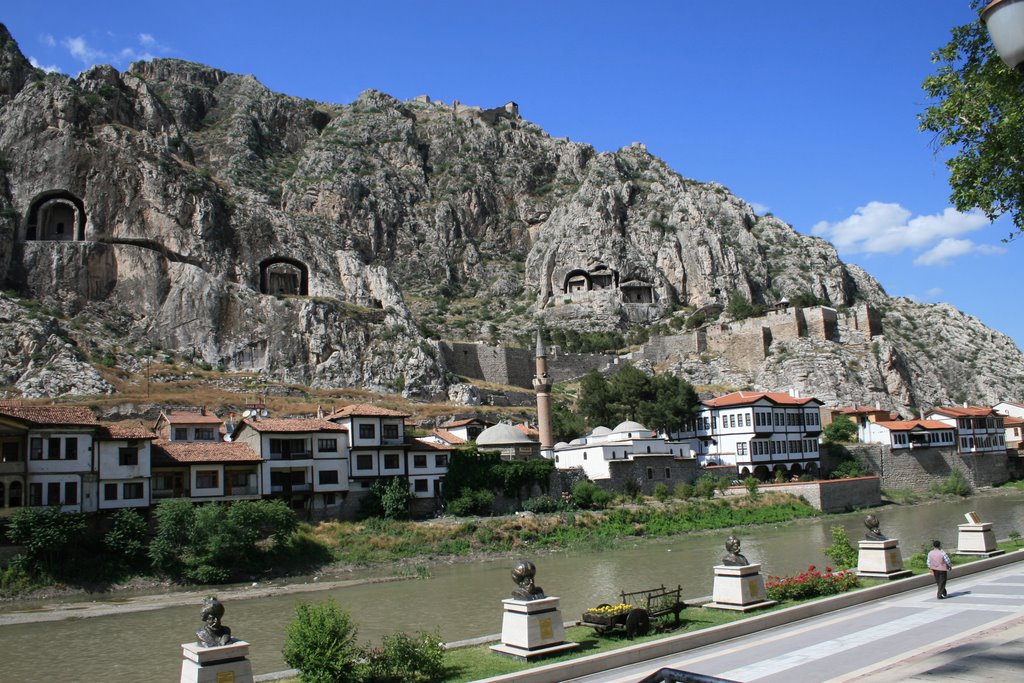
[874,401,881,411]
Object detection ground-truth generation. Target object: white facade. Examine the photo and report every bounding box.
[553,421,692,482]
[96,434,153,510]
[993,402,1024,419]
[861,420,956,450]
[925,407,1006,454]
[675,391,824,477]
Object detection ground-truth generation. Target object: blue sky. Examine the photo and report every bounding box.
[4,1,1020,348]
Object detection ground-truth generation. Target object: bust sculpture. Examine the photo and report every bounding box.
[864,514,887,541]
[195,596,233,647]
[722,535,750,566]
[510,559,546,601]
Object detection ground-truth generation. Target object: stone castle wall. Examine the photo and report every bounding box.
[606,457,699,495]
[838,444,1010,491]
[439,342,614,388]
[747,477,882,513]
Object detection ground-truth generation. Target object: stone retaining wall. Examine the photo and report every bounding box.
[751,476,881,512]
[841,444,1010,491]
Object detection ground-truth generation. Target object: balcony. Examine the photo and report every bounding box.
[269,451,312,461]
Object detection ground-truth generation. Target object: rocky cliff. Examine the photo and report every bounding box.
[0,24,1021,411]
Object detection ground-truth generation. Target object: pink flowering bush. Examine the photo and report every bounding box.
[765,565,859,601]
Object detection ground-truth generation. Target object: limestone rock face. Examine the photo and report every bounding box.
[0,24,1022,408]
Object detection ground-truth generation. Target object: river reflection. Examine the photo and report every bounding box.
[3,492,1024,681]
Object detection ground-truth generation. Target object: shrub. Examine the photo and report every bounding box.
[572,481,613,509]
[773,468,787,484]
[932,469,972,496]
[379,477,413,520]
[673,482,694,499]
[823,414,857,444]
[283,599,362,683]
[653,483,671,502]
[766,565,859,601]
[1008,530,1022,547]
[823,525,859,570]
[447,489,495,516]
[830,458,865,479]
[362,631,446,682]
[694,473,719,499]
[521,495,559,513]
[744,476,760,499]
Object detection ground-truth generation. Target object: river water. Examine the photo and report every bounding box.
[3,492,1024,681]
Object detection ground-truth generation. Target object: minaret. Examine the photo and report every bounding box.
[533,330,554,458]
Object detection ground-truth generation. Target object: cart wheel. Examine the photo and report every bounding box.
[625,608,650,638]
[594,625,612,634]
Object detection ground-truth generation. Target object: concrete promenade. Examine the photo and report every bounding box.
[565,561,1024,683]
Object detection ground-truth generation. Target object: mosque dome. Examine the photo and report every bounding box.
[477,423,535,446]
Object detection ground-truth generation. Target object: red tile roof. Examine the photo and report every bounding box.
[0,405,98,426]
[875,420,951,431]
[237,418,347,433]
[163,410,224,424]
[928,406,996,418]
[515,423,540,438]
[152,440,261,464]
[413,439,455,452]
[704,391,821,408]
[98,422,156,440]
[425,428,466,445]
[328,403,410,418]
[445,417,492,428]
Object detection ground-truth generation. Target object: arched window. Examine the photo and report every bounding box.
[0,481,5,508]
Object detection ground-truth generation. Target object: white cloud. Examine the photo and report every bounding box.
[29,56,61,73]
[812,202,989,256]
[913,238,1007,266]
[926,287,943,298]
[138,33,156,46]
[63,36,107,64]
[41,34,56,47]
[750,202,770,215]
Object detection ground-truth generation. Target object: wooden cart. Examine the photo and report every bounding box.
[581,584,686,638]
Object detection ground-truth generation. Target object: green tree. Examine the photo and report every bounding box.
[725,290,765,321]
[283,599,362,683]
[577,370,615,427]
[823,525,859,570]
[823,414,858,444]
[920,1,1024,234]
[551,400,586,443]
[103,508,150,570]
[6,507,87,575]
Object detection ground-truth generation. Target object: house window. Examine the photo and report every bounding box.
[384,453,400,469]
[194,428,216,441]
[436,453,448,468]
[1,442,19,462]
[356,454,373,470]
[319,470,339,485]
[646,467,654,480]
[119,447,139,467]
[414,454,427,468]
[48,438,61,459]
[29,482,43,506]
[105,483,119,500]
[64,481,78,505]
[382,424,399,439]
[47,482,61,504]
[196,470,219,489]
[413,479,429,493]
[7,481,21,507]
[123,483,144,499]
[359,424,376,440]
[174,427,188,441]
[64,437,78,460]
[737,442,747,456]
[745,413,751,427]
[324,493,336,505]
[318,438,338,452]
[665,468,671,479]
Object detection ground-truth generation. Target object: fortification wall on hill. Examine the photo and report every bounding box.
[439,342,614,387]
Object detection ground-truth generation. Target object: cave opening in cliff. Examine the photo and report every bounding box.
[260,257,309,296]
[620,281,655,304]
[563,269,591,293]
[25,190,87,241]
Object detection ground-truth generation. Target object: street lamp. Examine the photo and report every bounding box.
[982,0,1024,71]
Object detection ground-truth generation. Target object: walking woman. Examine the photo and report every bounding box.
[927,540,953,599]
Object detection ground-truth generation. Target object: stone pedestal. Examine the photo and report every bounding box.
[181,640,254,683]
[490,596,579,660]
[857,539,911,580]
[704,564,776,612]
[956,522,1004,557]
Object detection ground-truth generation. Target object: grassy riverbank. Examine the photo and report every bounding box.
[308,493,818,567]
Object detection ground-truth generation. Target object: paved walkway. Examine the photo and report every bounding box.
[565,563,1024,683]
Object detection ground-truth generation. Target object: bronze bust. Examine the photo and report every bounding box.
[864,514,887,541]
[722,535,750,566]
[196,596,232,647]
[510,560,546,601]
